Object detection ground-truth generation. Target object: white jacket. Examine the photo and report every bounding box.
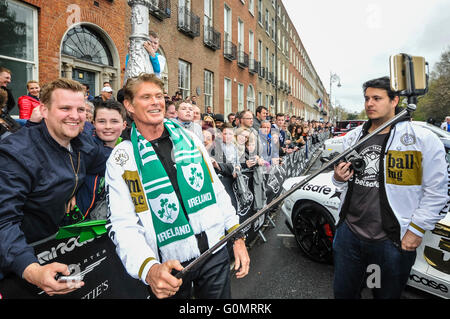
[332,120,448,242]
[105,129,239,284]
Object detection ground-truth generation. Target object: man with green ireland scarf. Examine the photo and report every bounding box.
[105,74,250,299]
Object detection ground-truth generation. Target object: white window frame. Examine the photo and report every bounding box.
[271,17,275,41]
[178,59,191,99]
[257,40,262,63]
[248,0,254,15]
[248,30,254,61]
[247,84,255,112]
[204,0,213,27]
[257,0,263,26]
[265,9,270,34]
[224,77,232,116]
[204,69,213,111]
[178,0,191,28]
[0,0,39,107]
[238,19,244,53]
[224,4,232,42]
[271,53,275,75]
[237,83,244,111]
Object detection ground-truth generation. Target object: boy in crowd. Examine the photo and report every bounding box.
[76,100,127,217]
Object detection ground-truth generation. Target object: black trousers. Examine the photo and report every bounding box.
[149,246,231,299]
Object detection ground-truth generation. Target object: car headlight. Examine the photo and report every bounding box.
[284,197,293,210]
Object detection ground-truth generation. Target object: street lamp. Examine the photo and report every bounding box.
[124,0,155,84]
[329,72,341,123]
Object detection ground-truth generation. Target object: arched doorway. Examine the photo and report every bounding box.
[60,24,120,97]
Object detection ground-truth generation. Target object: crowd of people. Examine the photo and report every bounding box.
[0,62,333,299]
[0,61,335,225]
[1,43,447,300]
[162,99,333,179]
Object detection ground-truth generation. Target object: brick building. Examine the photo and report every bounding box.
[1,0,128,114]
[1,0,330,121]
[255,0,276,115]
[218,1,258,117]
[149,0,222,113]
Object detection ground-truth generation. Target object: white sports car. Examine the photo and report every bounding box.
[281,127,450,299]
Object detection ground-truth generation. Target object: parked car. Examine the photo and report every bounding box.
[321,135,345,159]
[332,120,366,136]
[411,121,450,145]
[281,124,450,298]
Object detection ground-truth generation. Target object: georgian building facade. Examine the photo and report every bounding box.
[1,0,330,121]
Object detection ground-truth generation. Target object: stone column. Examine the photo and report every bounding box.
[62,62,74,80]
[124,0,155,84]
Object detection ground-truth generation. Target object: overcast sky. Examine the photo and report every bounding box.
[282,0,450,113]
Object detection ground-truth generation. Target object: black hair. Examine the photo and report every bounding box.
[255,105,268,115]
[94,100,127,121]
[362,76,398,101]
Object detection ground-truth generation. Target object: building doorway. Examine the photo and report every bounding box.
[60,23,120,95]
[72,69,96,97]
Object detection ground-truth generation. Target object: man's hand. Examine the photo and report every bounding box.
[334,162,354,182]
[29,105,43,123]
[146,260,183,299]
[246,159,256,168]
[143,41,156,57]
[211,158,220,170]
[67,196,77,213]
[233,239,250,279]
[22,262,84,296]
[256,157,265,167]
[401,230,422,251]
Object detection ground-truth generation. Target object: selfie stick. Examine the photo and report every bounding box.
[174,104,416,279]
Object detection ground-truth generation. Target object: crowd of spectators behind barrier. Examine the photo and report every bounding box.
[1,30,448,298]
[0,63,337,222]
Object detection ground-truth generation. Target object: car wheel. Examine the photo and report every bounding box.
[292,201,335,264]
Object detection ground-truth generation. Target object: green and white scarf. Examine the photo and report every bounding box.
[131,120,216,262]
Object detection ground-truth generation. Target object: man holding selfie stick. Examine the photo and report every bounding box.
[332,76,448,298]
[105,74,249,299]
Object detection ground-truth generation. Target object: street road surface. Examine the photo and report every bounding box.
[231,156,436,299]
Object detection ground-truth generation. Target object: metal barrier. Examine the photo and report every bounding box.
[0,131,328,299]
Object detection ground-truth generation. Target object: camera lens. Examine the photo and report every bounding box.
[351,158,366,174]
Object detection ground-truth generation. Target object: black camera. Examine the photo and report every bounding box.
[344,150,366,175]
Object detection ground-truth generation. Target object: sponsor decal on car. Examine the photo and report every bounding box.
[409,274,449,294]
[423,246,450,275]
[300,183,332,195]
